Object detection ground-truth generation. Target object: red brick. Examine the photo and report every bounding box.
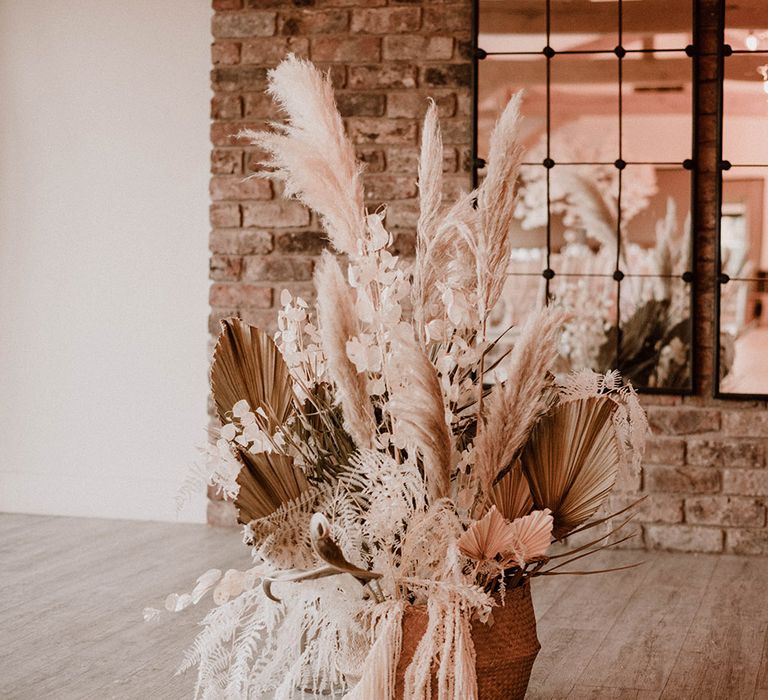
[363,175,418,201]
[275,230,329,255]
[243,256,315,282]
[644,437,686,465]
[722,410,768,436]
[210,175,272,201]
[686,437,765,468]
[211,121,265,147]
[644,465,720,494]
[724,528,768,555]
[211,149,243,175]
[645,524,723,553]
[608,493,684,524]
[241,36,309,63]
[211,95,243,120]
[440,118,471,144]
[211,66,269,91]
[685,496,765,527]
[391,232,416,257]
[210,283,273,308]
[210,255,244,281]
[278,9,349,35]
[210,203,241,227]
[210,228,273,255]
[351,7,421,34]
[348,64,417,89]
[386,91,456,119]
[212,41,241,65]
[386,145,457,174]
[356,147,387,172]
[239,308,279,335]
[209,308,240,336]
[421,64,472,88]
[336,92,386,117]
[382,35,453,61]
[243,92,281,119]
[347,118,418,145]
[213,0,243,9]
[242,200,311,228]
[212,12,276,38]
[647,407,720,435]
[422,5,472,33]
[722,469,768,496]
[311,36,381,62]
[384,200,420,228]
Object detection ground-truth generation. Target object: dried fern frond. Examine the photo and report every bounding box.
[315,251,376,449]
[242,54,365,257]
[475,92,524,320]
[521,396,620,539]
[389,341,452,502]
[488,460,532,521]
[473,306,566,495]
[211,318,295,429]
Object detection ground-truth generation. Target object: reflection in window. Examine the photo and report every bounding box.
[475,0,695,391]
[718,5,768,397]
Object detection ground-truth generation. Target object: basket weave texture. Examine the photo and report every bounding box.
[394,582,539,700]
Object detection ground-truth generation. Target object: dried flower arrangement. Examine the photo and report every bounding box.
[157,56,649,700]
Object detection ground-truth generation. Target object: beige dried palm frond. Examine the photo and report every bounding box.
[506,509,553,567]
[211,318,294,429]
[474,92,524,321]
[521,396,620,539]
[388,341,452,501]
[473,306,566,496]
[315,251,376,449]
[488,460,533,521]
[210,318,309,523]
[242,54,365,257]
[234,451,309,524]
[457,505,515,561]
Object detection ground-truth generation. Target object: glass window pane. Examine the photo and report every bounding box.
[720,278,768,394]
[622,1,692,51]
[618,276,692,389]
[622,53,693,163]
[721,172,767,280]
[543,163,620,276]
[477,57,546,162]
[549,275,619,374]
[549,0,617,53]
[723,55,768,166]
[621,166,692,276]
[478,0,547,54]
[549,54,619,163]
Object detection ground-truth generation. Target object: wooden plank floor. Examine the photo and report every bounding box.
[1,514,766,699]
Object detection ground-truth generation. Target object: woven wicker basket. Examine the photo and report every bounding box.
[394,582,540,700]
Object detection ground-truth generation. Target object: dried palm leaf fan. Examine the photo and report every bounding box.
[520,397,620,538]
[488,458,533,521]
[211,318,309,523]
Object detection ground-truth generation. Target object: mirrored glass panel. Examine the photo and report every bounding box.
[717,2,768,397]
[476,0,695,392]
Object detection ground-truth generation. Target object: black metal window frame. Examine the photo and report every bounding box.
[470,0,699,396]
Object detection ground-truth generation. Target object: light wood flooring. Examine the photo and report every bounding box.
[2,513,767,699]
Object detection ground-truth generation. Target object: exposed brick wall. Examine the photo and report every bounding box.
[206,0,768,555]
[207,0,473,527]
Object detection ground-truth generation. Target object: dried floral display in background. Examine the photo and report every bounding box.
[157,56,648,700]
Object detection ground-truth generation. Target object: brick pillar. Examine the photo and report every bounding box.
[207,0,473,526]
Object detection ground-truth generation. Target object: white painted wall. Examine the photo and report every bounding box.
[0,1,211,522]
